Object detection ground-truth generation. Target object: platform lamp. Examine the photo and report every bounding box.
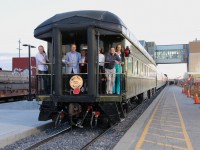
[23,44,36,101]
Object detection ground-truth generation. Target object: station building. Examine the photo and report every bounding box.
[189,41,200,72]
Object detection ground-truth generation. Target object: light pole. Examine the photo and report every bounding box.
[23,44,36,101]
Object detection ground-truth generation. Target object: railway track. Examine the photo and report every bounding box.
[25,101,145,150]
[26,126,71,150]
[80,100,146,150]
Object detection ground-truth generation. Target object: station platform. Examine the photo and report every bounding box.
[114,86,200,150]
[0,100,52,148]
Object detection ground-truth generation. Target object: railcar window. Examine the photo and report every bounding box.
[141,63,144,76]
[127,57,133,75]
[138,61,141,76]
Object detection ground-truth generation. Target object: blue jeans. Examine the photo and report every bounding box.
[113,64,122,94]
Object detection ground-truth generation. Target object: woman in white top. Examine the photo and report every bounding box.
[98,48,105,73]
[36,45,49,94]
[36,45,48,74]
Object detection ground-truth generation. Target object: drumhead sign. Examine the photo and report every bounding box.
[69,75,83,89]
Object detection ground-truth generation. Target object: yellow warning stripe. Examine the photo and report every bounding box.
[157,108,177,110]
[144,140,187,150]
[150,122,181,128]
[150,127,183,134]
[153,116,180,121]
[152,118,181,124]
[156,111,178,115]
[173,91,194,150]
[147,132,185,141]
[154,115,179,119]
[134,89,166,149]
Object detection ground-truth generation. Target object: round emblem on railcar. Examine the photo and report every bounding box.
[69,75,83,89]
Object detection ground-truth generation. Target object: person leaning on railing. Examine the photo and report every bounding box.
[105,47,121,94]
[80,49,88,73]
[113,44,124,94]
[65,44,81,74]
[36,45,49,94]
[36,45,48,74]
[99,48,105,73]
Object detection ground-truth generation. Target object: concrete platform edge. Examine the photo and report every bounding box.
[113,88,165,150]
[0,122,53,148]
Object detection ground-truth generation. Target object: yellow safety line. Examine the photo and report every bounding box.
[150,122,181,128]
[153,118,181,124]
[156,111,178,115]
[147,132,185,141]
[144,140,187,150]
[154,115,179,120]
[157,108,177,110]
[134,89,165,149]
[173,91,194,150]
[153,116,180,121]
[150,127,183,134]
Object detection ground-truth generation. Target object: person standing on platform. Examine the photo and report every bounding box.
[105,47,121,94]
[65,44,81,74]
[113,44,124,94]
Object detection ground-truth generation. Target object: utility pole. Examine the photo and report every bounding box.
[17,40,22,58]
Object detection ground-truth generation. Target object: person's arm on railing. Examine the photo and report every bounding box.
[36,53,46,64]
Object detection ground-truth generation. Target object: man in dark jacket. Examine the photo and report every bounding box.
[105,47,121,94]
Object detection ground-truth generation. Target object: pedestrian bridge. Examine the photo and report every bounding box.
[140,41,189,64]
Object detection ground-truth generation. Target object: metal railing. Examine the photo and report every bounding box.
[36,62,126,96]
[36,63,52,95]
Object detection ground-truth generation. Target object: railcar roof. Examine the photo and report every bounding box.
[34,10,126,35]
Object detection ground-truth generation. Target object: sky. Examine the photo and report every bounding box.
[0,0,200,78]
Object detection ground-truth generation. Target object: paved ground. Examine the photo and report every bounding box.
[0,100,51,148]
[114,86,200,150]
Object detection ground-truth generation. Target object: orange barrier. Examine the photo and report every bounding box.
[194,93,200,104]
[182,87,185,93]
[187,89,191,97]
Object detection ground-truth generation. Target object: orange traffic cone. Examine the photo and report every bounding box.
[182,87,185,93]
[187,90,190,97]
[194,93,199,104]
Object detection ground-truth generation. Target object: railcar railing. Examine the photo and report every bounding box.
[98,73,126,95]
[36,62,126,96]
[36,63,52,95]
